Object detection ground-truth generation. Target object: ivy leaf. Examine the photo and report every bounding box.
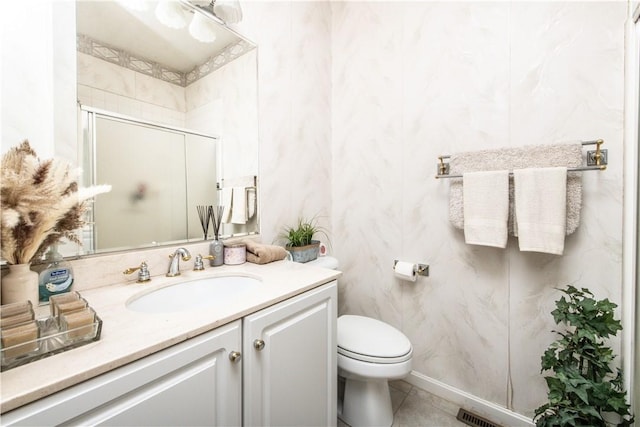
[576,328,596,342]
[548,388,564,404]
[566,382,590,405]
[559,412,578,426]
[581,405,602,420]
[541,348,559,371]
[578,297,596,313]
[607,395,630,412]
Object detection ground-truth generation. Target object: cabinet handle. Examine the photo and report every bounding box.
[253,339,265,351]
[229,351,242,363]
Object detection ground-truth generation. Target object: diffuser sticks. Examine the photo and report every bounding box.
[196,205,224,241]
[210,205,223,241]
[197,205,211,239]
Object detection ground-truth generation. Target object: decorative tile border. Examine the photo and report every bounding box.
[185,39,254,85]
[77,34,254,87]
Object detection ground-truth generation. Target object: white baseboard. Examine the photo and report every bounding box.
[405,371,535,427]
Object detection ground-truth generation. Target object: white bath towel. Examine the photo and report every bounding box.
[221,187,233,223]
[231,187,248,224]
[463,170,510,248]
[513,167,567,255]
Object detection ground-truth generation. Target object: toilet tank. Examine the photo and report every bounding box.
[306,256,339,270]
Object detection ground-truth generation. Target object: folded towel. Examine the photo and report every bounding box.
[513,167,567,255]
[244,240,288,264]
[221,187,233,223]
[463,170,510,248]
[247,188,257,219]
[449,142,582,235]
[231,187,248,224]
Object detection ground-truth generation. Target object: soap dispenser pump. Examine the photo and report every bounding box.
[38,244,74,302]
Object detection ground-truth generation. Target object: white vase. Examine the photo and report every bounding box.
[2,263,39,306]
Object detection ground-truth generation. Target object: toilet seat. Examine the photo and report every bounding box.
[338,346,412,364]
[337,315,412,364]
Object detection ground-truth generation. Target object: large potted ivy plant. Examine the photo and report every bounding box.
[534,285,634,426]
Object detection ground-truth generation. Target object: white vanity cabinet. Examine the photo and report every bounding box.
[2,321,243,426]
[2,280,338,427]
[243,281,337,427]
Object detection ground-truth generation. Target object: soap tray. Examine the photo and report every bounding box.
[1,312,102,372]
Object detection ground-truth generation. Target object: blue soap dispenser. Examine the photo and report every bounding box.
[38,244,74,302]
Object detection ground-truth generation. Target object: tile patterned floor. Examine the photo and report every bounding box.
[338,380,466,427]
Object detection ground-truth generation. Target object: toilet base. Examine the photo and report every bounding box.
[340,377,393,427]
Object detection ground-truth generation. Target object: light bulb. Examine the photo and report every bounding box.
[213,0,243,24]
[155,1,188,29]
[189,11,217,43]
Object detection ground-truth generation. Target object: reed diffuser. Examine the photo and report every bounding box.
[208,205,224,266]
[196,205,211,240]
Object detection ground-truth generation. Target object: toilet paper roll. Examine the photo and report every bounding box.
[318,242,327,257]
[394,261,417,282]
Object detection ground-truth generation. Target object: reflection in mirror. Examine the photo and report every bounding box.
[75,0,259,255]
[82,110,221,253]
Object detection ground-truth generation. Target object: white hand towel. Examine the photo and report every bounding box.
[231,187,248,224]
[221,187,233,224]
[463,170,509,248]
[247,187,256,219]
[513,167,567,255]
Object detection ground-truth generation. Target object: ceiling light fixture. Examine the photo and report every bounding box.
[213,0,243,24]
[116,0,150,12]
[188,9,217,43]
[155,1,188,29]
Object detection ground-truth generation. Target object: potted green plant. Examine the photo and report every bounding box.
[534,285,634,427]
[279,216,329,263]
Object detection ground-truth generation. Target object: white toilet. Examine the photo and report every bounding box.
[307,257,414,427]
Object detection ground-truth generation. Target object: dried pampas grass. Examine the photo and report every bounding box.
[1,140,111,264]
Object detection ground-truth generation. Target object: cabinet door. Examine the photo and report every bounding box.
[2,321,242,427]
[243,281,337,427]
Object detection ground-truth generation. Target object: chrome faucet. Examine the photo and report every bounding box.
[167,248,192,277]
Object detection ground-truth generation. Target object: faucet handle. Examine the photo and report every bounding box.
[124,261,151,283]
[168,252,192,261]
[194,254,215,271]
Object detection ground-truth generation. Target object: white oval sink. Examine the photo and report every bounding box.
[126,276,261,313]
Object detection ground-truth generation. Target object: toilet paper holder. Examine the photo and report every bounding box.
[393,260,429,277]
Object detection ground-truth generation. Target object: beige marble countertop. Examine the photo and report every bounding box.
[0,260,341,414]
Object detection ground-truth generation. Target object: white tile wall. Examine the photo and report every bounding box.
[1,3,57,158]
[77,52,186,127]
[236,1,333,243]
[185,49,259,178]
[331,0,626,418]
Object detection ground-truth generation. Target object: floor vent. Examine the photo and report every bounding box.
[456,408,501,427]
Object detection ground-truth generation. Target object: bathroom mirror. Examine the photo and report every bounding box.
[75,0,259,255]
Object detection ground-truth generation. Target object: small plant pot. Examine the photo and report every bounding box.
[287,240,321,263]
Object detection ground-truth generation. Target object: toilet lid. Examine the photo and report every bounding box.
[306,256,339,270]
[337,315,412,363]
